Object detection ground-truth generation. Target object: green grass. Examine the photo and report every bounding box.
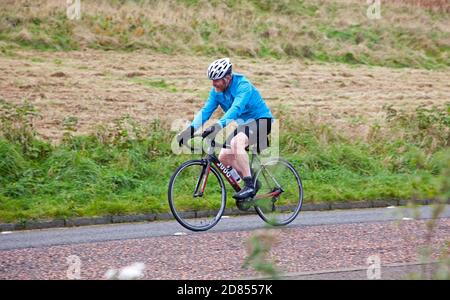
[0,0,448,69]
[2,12,79,52]
[0,101,449,223]
[131,78,178,92]
[30,57,45,63]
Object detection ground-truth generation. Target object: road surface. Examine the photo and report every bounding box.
[0,205,449,279]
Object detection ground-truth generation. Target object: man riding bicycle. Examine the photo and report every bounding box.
[177,58,274,201]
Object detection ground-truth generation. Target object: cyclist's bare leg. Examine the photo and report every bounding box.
[218,148,233,167]
[218,133,251,178]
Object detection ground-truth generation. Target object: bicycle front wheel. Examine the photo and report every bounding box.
[254,157,303,226]
[168,160,226,231]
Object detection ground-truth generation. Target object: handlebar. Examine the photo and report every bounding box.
[182,133,217,154]
[180,132,257,155]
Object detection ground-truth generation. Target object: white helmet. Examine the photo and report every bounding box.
[207,58,232,80]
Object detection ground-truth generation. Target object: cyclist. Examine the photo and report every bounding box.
[177,58,274,201]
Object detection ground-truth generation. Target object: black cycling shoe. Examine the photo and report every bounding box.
[233,185,256,200]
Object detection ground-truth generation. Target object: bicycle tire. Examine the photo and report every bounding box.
[254,157,303,226]
[168,159,227,231]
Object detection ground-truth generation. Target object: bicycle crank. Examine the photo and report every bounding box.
[235,198,253,211]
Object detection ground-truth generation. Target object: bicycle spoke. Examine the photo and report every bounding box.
[169,160,226,231]
[260,166,283,189]
[254,158,303,226]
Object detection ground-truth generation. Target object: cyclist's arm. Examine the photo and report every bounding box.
[217,82,252,128]
[191,88,219,130]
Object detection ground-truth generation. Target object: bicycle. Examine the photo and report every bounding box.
[168,134,303,231]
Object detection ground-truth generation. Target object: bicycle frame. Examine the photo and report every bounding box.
[193,154,241,198]
[193,149,283,201]
[172,135,303,230]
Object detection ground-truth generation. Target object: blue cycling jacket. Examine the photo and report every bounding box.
[191,73,273,129]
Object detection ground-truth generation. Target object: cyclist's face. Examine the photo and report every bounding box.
[212,75,231,92]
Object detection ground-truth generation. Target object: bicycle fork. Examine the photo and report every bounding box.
[193,161,210,197]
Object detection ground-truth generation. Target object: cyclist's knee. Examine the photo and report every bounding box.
[230,133,248,154]
[219,149,234,164]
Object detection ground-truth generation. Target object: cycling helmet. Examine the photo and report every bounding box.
[207,58,232,80]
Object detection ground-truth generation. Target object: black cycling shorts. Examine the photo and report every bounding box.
[223,118,272,153]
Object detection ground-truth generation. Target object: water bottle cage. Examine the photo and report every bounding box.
[227,167,241,182]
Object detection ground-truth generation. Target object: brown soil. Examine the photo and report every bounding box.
[0,50,448,142]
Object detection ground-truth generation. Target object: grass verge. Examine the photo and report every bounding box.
[0,100,449,223]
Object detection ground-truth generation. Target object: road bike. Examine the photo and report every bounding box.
[168,134,303,231]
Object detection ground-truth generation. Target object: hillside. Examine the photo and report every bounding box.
[0,0,449,69]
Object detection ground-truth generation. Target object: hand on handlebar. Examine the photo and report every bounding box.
[177,123,222,152]
[176,126,195,147]
[201,123,221,139]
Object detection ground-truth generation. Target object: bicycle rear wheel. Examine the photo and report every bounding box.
[168,160,226,231]
[254,157,303,226]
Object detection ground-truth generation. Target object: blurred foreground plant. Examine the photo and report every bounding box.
[243,229,280,279]
[407,150,450,280]
[104,262,146,280]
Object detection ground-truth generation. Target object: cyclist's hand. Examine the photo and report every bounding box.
[201,123,221,139]
[177,126,195,147]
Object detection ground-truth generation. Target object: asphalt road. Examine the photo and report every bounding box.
[280,262,441,280]
[1,205,449,251]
